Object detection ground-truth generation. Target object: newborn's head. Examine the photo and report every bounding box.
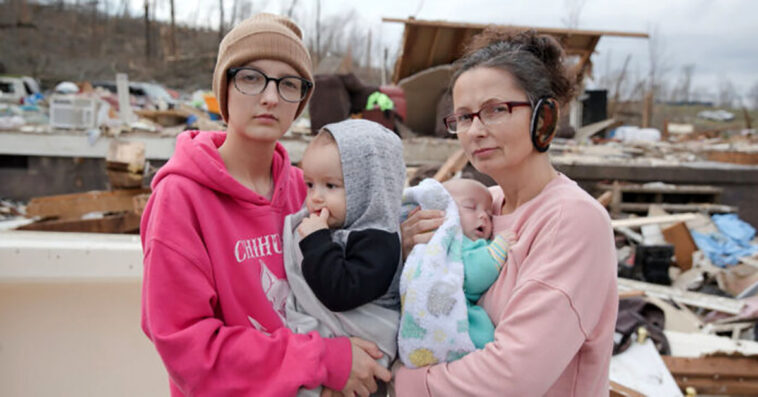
[443,178,493,241]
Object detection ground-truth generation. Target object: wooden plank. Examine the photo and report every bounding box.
[618,290,645,299]
[596,190,613,207]
[381,17,649,38]
[669,375,758,395]
[662,222,697,270]
[662,355,758,379]
[618,278,744,315]
[574,118,621,141]
[611,213,699,229]
[106,140,145,173]
[609,380,645,397]
[433,148,468,182]
[26,189,150,220]
[618,202,736,214]
[425,27,442,69]
[596,183,723,195]
[17,212,141,233]
[132,193,150,215]
[106,170,143,189]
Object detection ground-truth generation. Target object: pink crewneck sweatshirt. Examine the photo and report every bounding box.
[395,173,618,396]
[140,130,351,396]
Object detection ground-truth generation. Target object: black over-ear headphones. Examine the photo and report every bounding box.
[530,97,558,152]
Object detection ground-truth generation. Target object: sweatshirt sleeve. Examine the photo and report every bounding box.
[300,228,401,312]
[394,199,616,396]
[462,235,510,298]
[140,189,351,396]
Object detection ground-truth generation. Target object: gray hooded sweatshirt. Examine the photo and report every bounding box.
[284,119,405,395]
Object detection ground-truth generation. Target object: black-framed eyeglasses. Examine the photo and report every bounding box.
[443,101,532,134]
[227,67,313,103]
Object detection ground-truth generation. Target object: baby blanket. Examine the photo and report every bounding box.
[398,178,476,368]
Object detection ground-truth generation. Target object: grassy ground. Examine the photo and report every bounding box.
[611,101,757,135]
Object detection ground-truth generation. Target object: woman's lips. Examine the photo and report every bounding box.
[473,147,496,156]
[255,114,277,122]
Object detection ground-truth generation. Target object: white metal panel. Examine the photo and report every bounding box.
[0,230,143,281]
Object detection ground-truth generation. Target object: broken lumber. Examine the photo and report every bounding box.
[106,170,143,189]
[17,212,141,234]
[611,213,698,229]
[25,189,150,220]
[433,148,468,182]
[662,222,697,271]
[617,278,744,315]
[107,140,146,174]
[596,190,613,207]
[662,356,758,396]
[609,380,645,397]
[574,118,621,142]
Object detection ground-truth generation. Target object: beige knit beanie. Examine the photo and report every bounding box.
[212,13,313,122]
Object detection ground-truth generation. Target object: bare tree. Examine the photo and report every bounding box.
[673,64,695,103]
[219,0,225,44]
[412,0,424,17]
[286,0,298,18]
[230,0,238,27]
[646,25,670,99]
[169,0,176,56]
[562,0,587,29]
[314,0,321,65]
[748,81,758,110]
[609,54,631,115]
[717,77,737,108]
[144,0,151,60]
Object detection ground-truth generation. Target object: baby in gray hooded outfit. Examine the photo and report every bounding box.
[283,119,406,396]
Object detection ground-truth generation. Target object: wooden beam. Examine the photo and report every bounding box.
[668,377,758,395]
[596,190,613,207]
[618,278,744,315]
[618,290,645,299]
[425,27,442,69]
[26,189,150,220]
[610,213,699,229]
[381,17,649,38]
[609,381,646,397]
[574,118,621,141]
[576,36,600,73]
[18,212,141,234]
[662,355,758,379]
[433,149,468,182]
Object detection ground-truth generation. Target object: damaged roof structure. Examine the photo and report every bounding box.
[383,17,648,136]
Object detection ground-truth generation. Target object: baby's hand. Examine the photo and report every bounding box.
[489,230,516,271]
[495,230,517,247]
[297,208,330,238]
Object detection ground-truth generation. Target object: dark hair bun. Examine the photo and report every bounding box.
[463,27,576,104]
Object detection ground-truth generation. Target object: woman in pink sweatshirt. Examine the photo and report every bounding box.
[140,13,390,396]
[396,29,618,396]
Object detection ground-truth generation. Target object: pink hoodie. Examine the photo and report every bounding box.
[140,130,351,396]
[394,174,617,396]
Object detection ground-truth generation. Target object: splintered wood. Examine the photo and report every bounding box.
[106,140,145,188]
[26,189,149,220]
[662,356,758,395]
[22,189,149,234]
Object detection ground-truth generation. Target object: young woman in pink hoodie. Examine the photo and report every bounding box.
[396,29,618,396]
[140,13,390,396]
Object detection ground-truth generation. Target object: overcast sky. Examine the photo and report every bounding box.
[138,0,758,100]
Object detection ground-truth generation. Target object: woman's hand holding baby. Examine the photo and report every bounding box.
[298,208,330,238]
[400,207,445,260]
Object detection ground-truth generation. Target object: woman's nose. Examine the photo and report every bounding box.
[259,81,280,105]
[467,116,487,137]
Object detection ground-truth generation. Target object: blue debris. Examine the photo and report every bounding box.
[691,214,758,267]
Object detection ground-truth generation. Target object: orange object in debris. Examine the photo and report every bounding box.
[204,94,221,115]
